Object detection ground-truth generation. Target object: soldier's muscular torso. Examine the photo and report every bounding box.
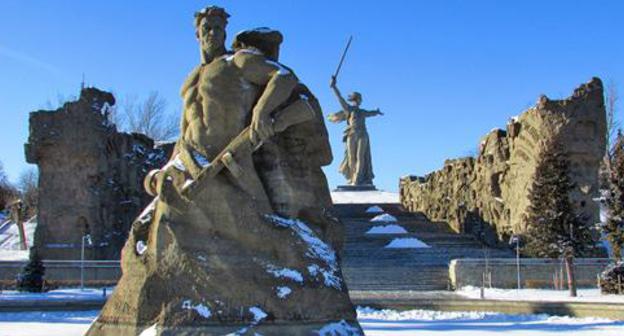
[181,56,258,161]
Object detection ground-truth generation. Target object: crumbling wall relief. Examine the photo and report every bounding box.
[25,88,173,259]
[401,78,606,243]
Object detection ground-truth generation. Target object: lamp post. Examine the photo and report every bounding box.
[509,234,521,291]
[81,234,92,291]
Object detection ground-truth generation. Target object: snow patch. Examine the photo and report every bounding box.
[276,286,292,299]
[307,264,342,289]
[266,215,342,289]
[0,287,113,301]
[162,154,186,172]
[316,319,361,335]
[181,300,212,318]
[0,249,28,261]
[135,240,147,255]
[370,213,398,223]
[356,306,618,326]
[365,205,384,213]
[183,179,194,189]
[192,150,211,167]
[137,197,158,225]
[224,306,268,336]
[266,59,291,76]
[457,286,624,303]
[265,264,303,283]
[249,306,268,323]
[331,190,399,204]
[366,225,408,235]
[385,238,430,249]
[139,324,158,336]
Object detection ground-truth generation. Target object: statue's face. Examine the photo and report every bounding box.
[197,16,226,57]
[347,93,362,106]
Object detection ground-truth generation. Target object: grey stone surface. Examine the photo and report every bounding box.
[401,78,606,244]
[25,87,172,260]
[449,258,611,289]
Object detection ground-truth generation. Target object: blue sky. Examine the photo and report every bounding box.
[0,1,622,191]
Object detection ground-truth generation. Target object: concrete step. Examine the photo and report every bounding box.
[333,203,513,291]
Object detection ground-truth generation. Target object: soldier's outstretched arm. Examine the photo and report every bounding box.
[362,108,384,117]
[233,50,298,145]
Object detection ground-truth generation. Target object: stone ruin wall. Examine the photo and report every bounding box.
[25,88,173,260]
[401,78,606,244]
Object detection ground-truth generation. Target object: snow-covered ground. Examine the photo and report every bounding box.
[357,307,624,336]
[331,190,399,204]
[1,307,623,336]
[0,249,28,261]
[0,287,113,301]
[457,286,624,303]
[0,216,37,261]
[0,310,100,336]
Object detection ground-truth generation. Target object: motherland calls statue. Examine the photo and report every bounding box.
[329,76,383,188]
[87,6,362,336]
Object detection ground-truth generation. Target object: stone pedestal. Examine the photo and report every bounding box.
[334,185,377,192]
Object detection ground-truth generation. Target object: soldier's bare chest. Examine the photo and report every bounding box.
[197,59,245,97]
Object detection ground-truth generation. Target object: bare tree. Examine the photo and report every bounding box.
[606,80,620,153]
[0,161,18,212]
[115,92,179,141]
[600,81,620,188]
[17,167,38,218]
[40,93,77,111]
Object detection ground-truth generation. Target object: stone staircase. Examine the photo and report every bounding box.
[336,203,514,291]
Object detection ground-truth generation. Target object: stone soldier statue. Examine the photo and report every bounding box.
[329,76,383,186]
[88,6,361,335]
[231,28,344,249]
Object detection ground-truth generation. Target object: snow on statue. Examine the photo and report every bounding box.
[87,6,362,335]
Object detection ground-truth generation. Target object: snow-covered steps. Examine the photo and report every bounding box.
[365,225,408,235]
[385,237,430,249]
[333,202,514,291]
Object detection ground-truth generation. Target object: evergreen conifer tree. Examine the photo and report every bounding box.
[523,141,600,297]
[604,131,624,260]
[523,142,597,258]
[16,248,46,292]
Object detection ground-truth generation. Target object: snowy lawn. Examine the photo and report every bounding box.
[1,307,624,336]
[0,287,113,301]
[0,217,37,250]
[0,216,37,261]
[0,249,28,261]
[457,286,624,303]
[0,310,99,336]
[357,307,624,336]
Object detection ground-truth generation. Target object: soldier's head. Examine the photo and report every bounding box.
[232,28,283,61]
[194,6,230,63]
[348,92,362,106]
